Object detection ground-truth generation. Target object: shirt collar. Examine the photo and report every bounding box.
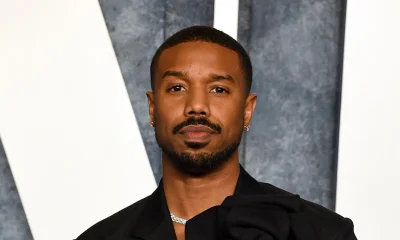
[129,165,263,240]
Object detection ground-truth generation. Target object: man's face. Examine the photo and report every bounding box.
[147,41,256,175]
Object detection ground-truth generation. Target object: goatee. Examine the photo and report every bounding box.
[155,117,242,176]
[158,139,241,176]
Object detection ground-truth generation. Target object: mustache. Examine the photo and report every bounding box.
[173,117,222,134]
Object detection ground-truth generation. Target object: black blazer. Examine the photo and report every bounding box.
[76,167,357,240]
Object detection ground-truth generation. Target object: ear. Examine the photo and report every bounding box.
[244,93,257,127]
[146,91,155,122]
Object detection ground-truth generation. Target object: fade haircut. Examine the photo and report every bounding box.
[150,25,252,93]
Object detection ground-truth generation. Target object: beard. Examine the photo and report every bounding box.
[157,138,241,176]
[155,117,242,176]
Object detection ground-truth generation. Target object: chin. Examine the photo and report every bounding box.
[183,140,211,149]
[163,145,240,176]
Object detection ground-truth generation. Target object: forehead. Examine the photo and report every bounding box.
[156,42,243,81]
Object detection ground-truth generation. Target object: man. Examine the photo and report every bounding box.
[76,26,357,240]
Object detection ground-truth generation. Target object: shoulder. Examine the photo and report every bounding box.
[259,182,356,239]
[302,199,356,239]
[75,196,149,240]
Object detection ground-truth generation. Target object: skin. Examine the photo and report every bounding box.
[146,41,257,240]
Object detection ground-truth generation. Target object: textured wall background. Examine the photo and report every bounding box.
[0,0,346,238]
[238,0,346,209]
[0,138,33,240]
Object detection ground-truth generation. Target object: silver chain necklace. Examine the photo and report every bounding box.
[170,212,187,225]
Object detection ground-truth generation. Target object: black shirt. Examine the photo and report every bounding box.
[76,166,357,240]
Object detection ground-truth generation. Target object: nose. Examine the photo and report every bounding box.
[184,87,210,118]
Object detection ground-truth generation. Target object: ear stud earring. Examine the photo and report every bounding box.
[244,125,250,131]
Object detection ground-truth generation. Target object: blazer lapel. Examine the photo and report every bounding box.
[117,165,266,240]
[126,181,177,240]
[234,165,265,196]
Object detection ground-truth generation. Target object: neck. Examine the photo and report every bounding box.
[162,152,240,221]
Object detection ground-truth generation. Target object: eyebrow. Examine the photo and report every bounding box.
[162,70,189,80]
[161,70,235,84]
[209,73,235,84]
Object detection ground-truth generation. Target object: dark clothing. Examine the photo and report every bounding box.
[76,167,357,240]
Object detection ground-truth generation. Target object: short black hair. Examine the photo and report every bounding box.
[150,26,252,93]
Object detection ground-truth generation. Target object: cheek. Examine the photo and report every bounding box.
[211,100,245,132]
[155,96,184,130]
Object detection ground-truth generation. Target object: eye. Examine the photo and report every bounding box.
[210,87,228,94]
[168,85,186,92]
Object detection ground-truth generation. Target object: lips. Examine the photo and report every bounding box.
[178,125,216,142]
[179,125,215,134]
